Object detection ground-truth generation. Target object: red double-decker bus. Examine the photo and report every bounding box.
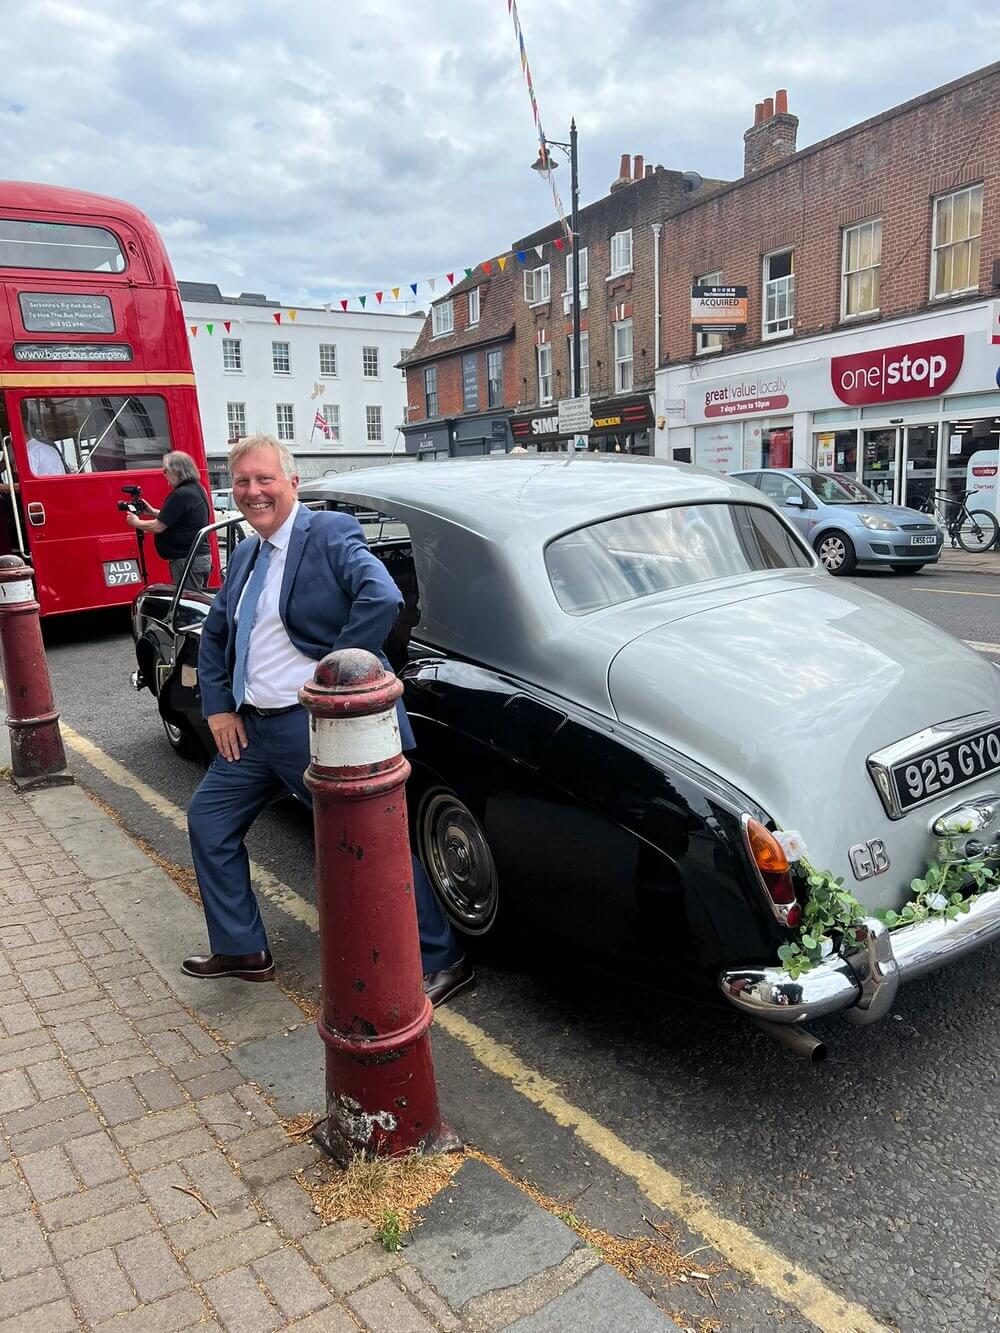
[0,181,216,615]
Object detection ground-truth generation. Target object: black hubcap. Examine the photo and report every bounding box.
[419,790,499,935]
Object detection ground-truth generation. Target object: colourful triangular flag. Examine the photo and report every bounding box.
[375,291,383,305]
[340,299,349,311]
[464,268,474,279]
[410,283,418,296]
[288,309,297,322]
[498,256,508,271]
[554,238,565,252]
[391,287,400,300]
[359,295,367,308]
[481,261,491,275]
[516,251,527,265]
[206,323,214,335]
[223,321,231,333]
[534,245,544,259]
[189,325,197,337]
[446,272,455,285]
[429,278,436,292]
[273,312,282,324]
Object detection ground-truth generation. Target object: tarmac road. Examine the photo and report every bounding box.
[35,557,1000,1333]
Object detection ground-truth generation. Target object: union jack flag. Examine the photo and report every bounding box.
[313,410,330,438]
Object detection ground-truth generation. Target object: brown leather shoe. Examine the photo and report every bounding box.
[181,950,275,982]
[423,956,474,1007]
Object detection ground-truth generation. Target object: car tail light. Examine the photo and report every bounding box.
[742,816,801,927]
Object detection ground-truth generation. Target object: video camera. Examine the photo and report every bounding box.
[117,483,144,517]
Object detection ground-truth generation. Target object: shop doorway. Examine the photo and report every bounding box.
[901,425,938,511]
[862,427,900,502]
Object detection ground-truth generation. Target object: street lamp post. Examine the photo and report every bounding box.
[532,119,582,402]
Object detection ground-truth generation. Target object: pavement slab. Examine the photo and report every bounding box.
[0,769,679,1330]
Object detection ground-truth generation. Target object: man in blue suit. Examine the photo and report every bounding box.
[183,434,472,1006]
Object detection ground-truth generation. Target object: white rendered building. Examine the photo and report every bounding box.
[179,283,424,485]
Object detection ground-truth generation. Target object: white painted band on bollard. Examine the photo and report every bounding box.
[0,578,34,604]
[310,707,401,769]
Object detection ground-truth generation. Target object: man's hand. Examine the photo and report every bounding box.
[206,711,248,762]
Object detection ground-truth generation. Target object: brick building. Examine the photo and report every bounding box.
[399,265,518,459]
[509,156,721,454]
[655,62,1000,519]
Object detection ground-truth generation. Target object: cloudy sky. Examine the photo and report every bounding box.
[1,0,995,309]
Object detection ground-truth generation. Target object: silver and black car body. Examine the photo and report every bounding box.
[130,458,1000,1053]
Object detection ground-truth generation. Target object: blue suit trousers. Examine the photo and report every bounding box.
[187,707,460,974]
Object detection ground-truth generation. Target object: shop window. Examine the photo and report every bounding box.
[762,250,794,338]
[537,343,553,405]
[613,320,633,393]
[696,270,723,354]
[841,220,881,318]
[932,185,983,299]
[814,429,858,476]
[944,417,999,510]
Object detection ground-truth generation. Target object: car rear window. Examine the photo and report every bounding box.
[545,503,811,614]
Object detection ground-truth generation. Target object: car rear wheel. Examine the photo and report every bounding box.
[161,712,201,760]
[815,530,856,575]
[415,786,500,936]
[891,564,926,574]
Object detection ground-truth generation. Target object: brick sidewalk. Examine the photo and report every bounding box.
[0,778,465,1332]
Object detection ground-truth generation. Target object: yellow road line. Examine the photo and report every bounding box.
[52,722,886,1332]
[965,640,1000,654]
[912,588,1000,598]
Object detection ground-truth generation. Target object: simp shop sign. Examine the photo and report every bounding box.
[831,335,964,406]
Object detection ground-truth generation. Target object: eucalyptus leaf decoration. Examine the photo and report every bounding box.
[774,825,999,981]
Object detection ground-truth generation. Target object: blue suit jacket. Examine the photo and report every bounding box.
[198,505,415,749]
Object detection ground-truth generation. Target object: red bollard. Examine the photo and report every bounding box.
[0,557,71,791]
[300,648,456,1162]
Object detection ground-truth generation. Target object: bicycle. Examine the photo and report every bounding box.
[919,487,999,553]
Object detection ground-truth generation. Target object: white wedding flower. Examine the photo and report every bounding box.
[926,892,949,911]
[774,830,806,862]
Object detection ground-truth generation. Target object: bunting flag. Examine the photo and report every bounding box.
[508,0,570,242]
[184,229,575,337]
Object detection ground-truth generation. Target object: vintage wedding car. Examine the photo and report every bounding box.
[130,456,1000,1057]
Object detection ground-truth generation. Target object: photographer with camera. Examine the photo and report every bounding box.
[124,450,211,588]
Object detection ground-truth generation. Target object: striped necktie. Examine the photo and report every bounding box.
[232,540,273,710]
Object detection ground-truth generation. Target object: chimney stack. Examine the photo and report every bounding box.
[743,89,799,176]
[633,154,644,180]
[610,151,633,192]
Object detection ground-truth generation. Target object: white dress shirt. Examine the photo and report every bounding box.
[237,502,317,708]
[26,438,66,476]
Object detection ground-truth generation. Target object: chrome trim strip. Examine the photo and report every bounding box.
[867,711,1000,819]
[720,888,1000,1024]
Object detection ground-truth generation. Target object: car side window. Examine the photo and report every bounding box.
[758,474,787,503]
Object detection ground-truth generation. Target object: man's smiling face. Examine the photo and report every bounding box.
[231,446,299,539]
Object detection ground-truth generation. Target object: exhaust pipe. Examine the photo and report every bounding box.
[752,1019,827,1062]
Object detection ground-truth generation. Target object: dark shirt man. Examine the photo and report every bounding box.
[126,450,211,587]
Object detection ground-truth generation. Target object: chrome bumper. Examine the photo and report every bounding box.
[720,888,1000,1026]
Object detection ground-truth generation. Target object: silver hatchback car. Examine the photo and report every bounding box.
[731,468,943,575]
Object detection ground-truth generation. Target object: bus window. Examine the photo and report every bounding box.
[0,218,126,273]
[21,396,172,474]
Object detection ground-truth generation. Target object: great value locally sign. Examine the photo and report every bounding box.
[830,335,964,405]
[702,372,791,419]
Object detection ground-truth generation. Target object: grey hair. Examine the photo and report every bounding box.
[163,450,201,486]
[228,434,297,480]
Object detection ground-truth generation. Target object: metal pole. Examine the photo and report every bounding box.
[0,556,71,790]
[300,648,456,1162]
[570,119,582,399]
